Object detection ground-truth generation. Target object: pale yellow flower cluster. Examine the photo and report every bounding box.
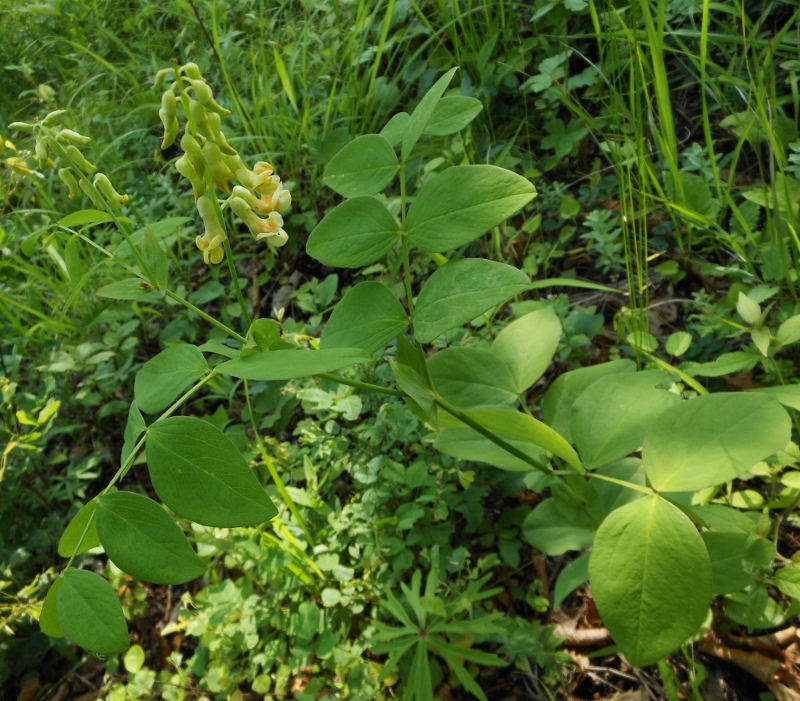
[155,62,291,265]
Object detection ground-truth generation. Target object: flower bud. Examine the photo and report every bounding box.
[182,62,202,80]
[161,89,178,117]
[189,99,220,143]
[35,136,48,166]
[94,173,129,206]
[159,109,179,149]
[180,132,205,174]
[175,154,206,199]
[153,68,175,88]
[202,141,234,188]
[65,145,96,173]
[56,129,91,145]
[188,79,231,117]
[195,195,227,265]
[229,196,286,244]
[58,167,81,199]
[230,185,254,206]
[80,180,106,210]
[9,122,34,132]
[43,110,66,125]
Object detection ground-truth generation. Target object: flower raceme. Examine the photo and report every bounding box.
[155,62,291,265]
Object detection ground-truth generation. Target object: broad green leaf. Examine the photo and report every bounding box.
[306,196,400,268]
[139,228,169,291]
[643,392,791,492]
[95,491,206,584]
[320,282,408,354]
[589,496,712,667]
[423,96,483,136]
[323,134,398,197]
[522,497,597,555]
[749,384,800,410]
[541,359,635,443]
[682,351,759,377]
[58,499,100,557]
[59,209,112,227]
[249,318,282,351]
[405,165,536,252]
[217,347,370,380]
[778,315,800,346]
[64,235,87,285]
[441,407,582,472]
[134,344,208,414]
[701,531,774,595]
[433,426,548,472]
[380,111,410,146]
[96,278,160,302]
[428,347,517,407]
[389,359,437,424]
[57,569,129,655]
[666,331,692,356]
[402,67,457,162]
[146,416,278,527]
[724,588,785,629]
[592,459,646,515]
[692,505,759,534]
[553,552,590,607]
[491,308,561,392]
[40,580,64,637]
[414,259,529,344]
[571,370,681,469]
[776,566,800,599]
[124,644,146,674]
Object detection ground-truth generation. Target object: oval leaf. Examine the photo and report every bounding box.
[217,348,370,381]
[492,308,561,393]
[405,165,536,252]
[146,416,278,527]
[571,370,682,469]
[701,531,774,595]
[97,278,160,302]
[57,569,129,655]
[589,496,712,667]
[424,96,483,136]
[134,344,208,415]
[58,499,101,557]
[414,259,529,344]
[307,196,400,268]
[320,282,408,354]
[95,491,207,585]
[380,111,410,147]
[40,579,64,638]
[428,347,518,408]
[402,67,457,162]
[434,427,548,472]
[323,134,398,197]
[522,498,597,555]
[59,209,112,227]
[643,393,791,492]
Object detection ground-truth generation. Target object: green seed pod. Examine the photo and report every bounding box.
[9,121,34,132]
[175,154,206,200]
[58,167,81,199]
[182,62,202,80]
[161,89,178,117]
[56,129,91,145]
[94,173,130,206]
[65,145,96,173]
[79,180,106,210]
[43,110,66,125]
[153,68,175,87]
[180,132,205,174]
[159,110,179,150]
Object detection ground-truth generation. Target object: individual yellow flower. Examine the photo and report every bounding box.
[195,195,226,265]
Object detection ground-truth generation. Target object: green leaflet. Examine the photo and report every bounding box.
[491,308,561,393]
[139,228,168,291]
[433,426,548,472]
[413,259,529,344]
[216,348,371,380]
[522,497,597,555]
[379,111,410,147]
[323,134,398,197]
[423,95,483,136]
[306,196,400,268]
[589,496,712,667]
[59,209,112,227]
[776,566,800,599]
[748,384,800,411]
[57,569,129,655]
[96,278,161,302]
[146,416,278,527]
[134,344,208,414]
[427,347,518,408]
[389,359,437,424]
[58,498,100,557]
[39,579,64,638]
[401,67,457,163]
[553,552,590,607]
[95,491,206,584]
[571,370,682,469]
[320,282,408,354]
[643,392,791,492]
[701,531,774,595]
[405,165,536,253]
[541,359,635,443]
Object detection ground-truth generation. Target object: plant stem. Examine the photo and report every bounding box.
[641,350,709,395]
[244,379,315,546]
[164,289,247,343]
[316,372,403,396]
